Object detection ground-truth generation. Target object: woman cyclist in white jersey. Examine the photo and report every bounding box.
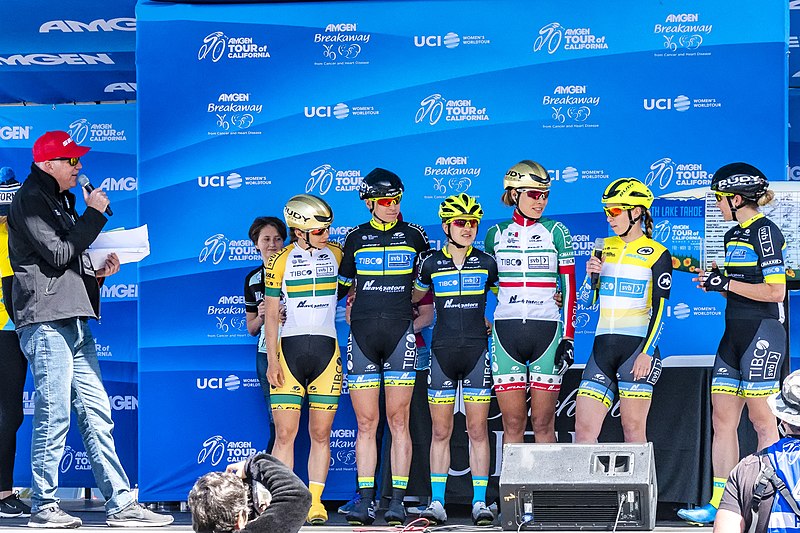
[575,178,672,443]
[485,160,577,444]
[678,163,787,525]
[264,195,343,525]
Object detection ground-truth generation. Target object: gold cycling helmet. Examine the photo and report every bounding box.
[439,193,484,223]
[283,194,333,231]
[503,160,551,190]
[601,178,654,209]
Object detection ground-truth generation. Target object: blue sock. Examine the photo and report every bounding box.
[472,476,488,505]
[430,473,447,504]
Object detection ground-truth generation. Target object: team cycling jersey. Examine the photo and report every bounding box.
[0,225,14,330]
[244,265,266,353]
[414,246,498,348]
[484,212,576,337]
[578,234,672,356]
[722,213,786,321]
[264,242,343,338]
[338,219,429,321]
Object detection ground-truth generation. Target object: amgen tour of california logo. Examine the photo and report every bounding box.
[306,164,362,195]
[533,22,608,54]
[199,234,260,265]
[198,435,258,466]
[198,31,270,63]
[654,13,712,55]
[314,23,370,66]
[68,118,126,143]
[645,157,711,191]
[415,94,489,126]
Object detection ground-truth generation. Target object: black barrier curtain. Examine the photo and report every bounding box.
[378,366,760,508]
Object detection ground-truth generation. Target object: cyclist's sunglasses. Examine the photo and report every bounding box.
[52,157,81,166]
[603,205,635,217]
[518,189,549,201]
[714,191,735,202]
[450,218,478,228]
[309,227,330,236]
[374,195,402,207]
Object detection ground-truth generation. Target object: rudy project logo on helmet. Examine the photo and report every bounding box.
[415,94,489,125]
[198,32,271,62]
[533,22,608,54]
[306,165,363,195]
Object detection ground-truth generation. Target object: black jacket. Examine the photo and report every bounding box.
[243,454,311,533]
[7,163,107,327]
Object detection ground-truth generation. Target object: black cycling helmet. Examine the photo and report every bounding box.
[711,162,769,202]
[358,168,404,200]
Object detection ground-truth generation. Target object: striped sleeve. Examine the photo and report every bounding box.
[640,249,672,356]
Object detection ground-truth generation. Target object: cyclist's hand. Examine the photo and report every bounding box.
[267,358,284,388]
[226,461,247,479]
[586,256,602,275]
[257,300,266,320]
[553,291,563,308]
[554,338,574,375]
[631,353,653,381]
[279,304,287,325]
[485,317,493,336]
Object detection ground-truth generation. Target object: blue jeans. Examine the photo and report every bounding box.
[18,318,134,515]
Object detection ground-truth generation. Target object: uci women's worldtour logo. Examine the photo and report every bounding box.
[198,31,271,63]
[198,171,271,189]
[533,22,608,54]
[413,32,491,49]
[415,94,489,126]
[305,165,363,195]
[548,166,609,184]
[653,13,712,57]
[642,94,721,112]
[314,23,370,66]
[68,118,126,143]
[197,436,259,467]
[645,157,712,191]
[303,102,380,120]
[208,92,263,136]
[423,156,481,200]
[542,85,600,129]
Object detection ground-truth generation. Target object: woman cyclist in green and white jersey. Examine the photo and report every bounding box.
[485,160,577,444]
[678,163,787,525]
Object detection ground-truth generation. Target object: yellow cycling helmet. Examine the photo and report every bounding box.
[283,194,333,231]
[503,160,551,190]
[439,193,484,223]
[601,178,654,209]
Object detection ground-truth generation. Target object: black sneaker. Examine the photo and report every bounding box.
[27,506,82,529]
[106,503,174,527]
[345,497,375,526]
[1,493,31,518]
[384,499,406,526]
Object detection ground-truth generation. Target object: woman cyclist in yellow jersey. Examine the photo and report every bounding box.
[575,178,672,443]
[264,194,343,525]
[678,163,786,525]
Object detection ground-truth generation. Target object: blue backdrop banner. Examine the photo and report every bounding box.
[136,0,788,501]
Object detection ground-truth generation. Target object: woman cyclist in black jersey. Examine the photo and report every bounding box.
[678,163,787,525]
[574,178,672,444]
[413,194,498,526]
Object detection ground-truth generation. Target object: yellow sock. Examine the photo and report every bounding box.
[709,477,726,508]
[309,481,325,506]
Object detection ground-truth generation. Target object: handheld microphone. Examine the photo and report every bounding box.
[590,237,604,291]
[78,174,113,216]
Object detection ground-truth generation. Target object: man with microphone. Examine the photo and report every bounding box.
[7,131,172,528]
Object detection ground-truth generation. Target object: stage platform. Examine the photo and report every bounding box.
[0,499,709,532]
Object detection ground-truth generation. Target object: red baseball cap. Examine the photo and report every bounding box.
[32,131,91,163]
